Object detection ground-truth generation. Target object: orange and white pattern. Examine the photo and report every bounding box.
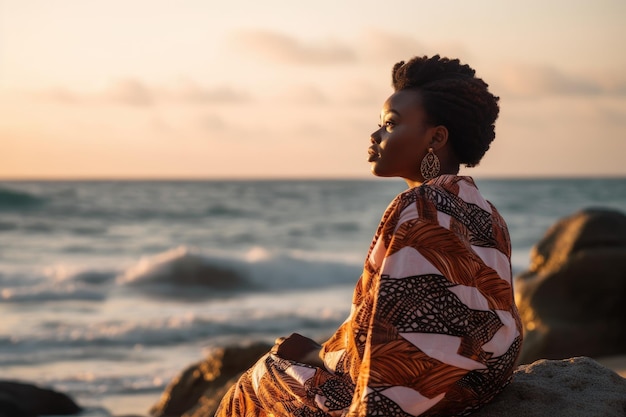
[216,175,522,417]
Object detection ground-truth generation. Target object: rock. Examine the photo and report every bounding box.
[0,380,82,417]
[473,356,626,417]
[596,354,626,378]
[149,342,272,417]
[152,345,626,417]
[514,208,626,363]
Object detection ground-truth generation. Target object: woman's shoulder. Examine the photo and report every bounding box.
[422,175,478,195]
[387,175,494,224]
[418,175,489,209]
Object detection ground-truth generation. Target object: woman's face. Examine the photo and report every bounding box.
[368,89,435,183]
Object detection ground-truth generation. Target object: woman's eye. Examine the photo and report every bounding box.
[377,121,395,130]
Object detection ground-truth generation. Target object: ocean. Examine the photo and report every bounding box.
[0,178,624,416]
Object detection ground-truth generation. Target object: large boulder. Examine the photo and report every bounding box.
[0,380,82,417]
[473,356,626,417]
[149,342,271,417]
[514,208,626,363]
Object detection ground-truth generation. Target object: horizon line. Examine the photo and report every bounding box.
[1,174,625,182]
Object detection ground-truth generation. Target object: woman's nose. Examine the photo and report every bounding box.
[370,131,381,144]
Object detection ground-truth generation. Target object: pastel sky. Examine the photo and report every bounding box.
[1,0,625,179]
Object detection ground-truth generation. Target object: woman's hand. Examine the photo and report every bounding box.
[271,333,323,367]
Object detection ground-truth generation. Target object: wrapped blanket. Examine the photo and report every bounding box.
[216,175,522,417]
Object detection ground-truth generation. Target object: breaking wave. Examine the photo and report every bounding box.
[0,187,45,210]
[0,246,361,303]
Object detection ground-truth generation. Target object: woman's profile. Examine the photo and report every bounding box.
[215,55,522,417]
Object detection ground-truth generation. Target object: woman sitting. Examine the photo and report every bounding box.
[215,55,522,417]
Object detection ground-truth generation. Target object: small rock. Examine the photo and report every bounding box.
[0,380,81,417]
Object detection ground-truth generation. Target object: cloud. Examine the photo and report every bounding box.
[494,65,626,98]
[227,28,471,71]
[198,113,227,131]
[291,122,329,138]
[351,29,471,66]
[41,79,250,106]
[107,79,155,106]
[277,84,329,105]
[176,81,250,103]
[337,79,388,106]
[356,30,428,64]
[229,30,356,65]
[44,88,82,104]
[589,101,626,126]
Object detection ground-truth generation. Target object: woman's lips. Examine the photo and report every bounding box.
[368,147,380,162]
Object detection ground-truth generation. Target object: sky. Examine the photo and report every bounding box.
[1,0,625,179]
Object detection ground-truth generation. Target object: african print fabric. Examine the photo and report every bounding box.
[215,175,522,417]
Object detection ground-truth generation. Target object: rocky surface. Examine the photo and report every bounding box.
[9,353,617,416]
[146,344,626,417]
[473,356,626,417]
[149,342,272,417]
[515,208,626,364]
[0,380,82,417]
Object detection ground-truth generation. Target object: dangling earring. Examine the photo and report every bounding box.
[420,147,440,180]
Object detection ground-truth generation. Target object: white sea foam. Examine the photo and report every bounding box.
[116,245,360,295]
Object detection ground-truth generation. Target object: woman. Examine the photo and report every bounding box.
[215,55,522,417]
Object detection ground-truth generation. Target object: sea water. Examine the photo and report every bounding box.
[0,178,624,415]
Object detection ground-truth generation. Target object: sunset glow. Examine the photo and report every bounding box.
[2,0,625,179]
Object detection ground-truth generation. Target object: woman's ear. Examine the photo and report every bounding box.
[430,125,449,151]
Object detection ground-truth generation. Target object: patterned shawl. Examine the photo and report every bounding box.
[216,175,522,417]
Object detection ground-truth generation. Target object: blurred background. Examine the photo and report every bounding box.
[1,1,625,415]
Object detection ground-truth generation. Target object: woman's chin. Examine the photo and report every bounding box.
[369,164,381,176]
[370,164,390,178]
